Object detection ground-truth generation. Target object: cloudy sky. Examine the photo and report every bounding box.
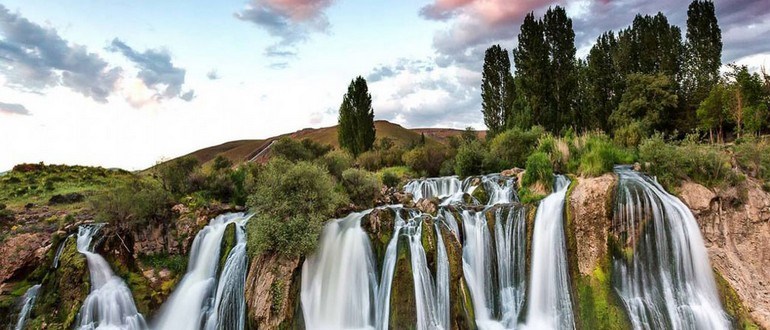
[1,0,768,171]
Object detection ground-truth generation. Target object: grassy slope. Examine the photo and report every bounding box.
[162,120,456,170]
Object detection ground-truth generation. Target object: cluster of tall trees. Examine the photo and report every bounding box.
[481,0,770,141]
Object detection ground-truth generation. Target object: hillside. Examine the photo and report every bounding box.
[168,120,465,168]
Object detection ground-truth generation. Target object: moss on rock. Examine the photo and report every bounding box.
[389,235,417,329]
[714,270,759,329]
[471,183,488,205]
[26,239,89,330]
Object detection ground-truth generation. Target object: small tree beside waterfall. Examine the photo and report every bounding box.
[338,76,376,156]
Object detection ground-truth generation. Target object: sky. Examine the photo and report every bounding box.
[1,0,769,171]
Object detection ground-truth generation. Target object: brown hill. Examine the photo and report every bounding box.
[163,120,484,169]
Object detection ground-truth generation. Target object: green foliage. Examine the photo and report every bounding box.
[156,156,200,196]
[138,253,187,275]
[574,133,635,177]
[246,158,344,257]
[454,140,488,177]
[613,121,646,147]
[341,168,382,208]
[402,146,447,177]
[488,126,544,169]
[356,147,405,172]
[211,155,233,171]
[639,134,735,188]
[271,137,331,162]
[381,170,400,188]
[734,137,770,182]
[612,73,678,134]
[338,76,376,156]
[522,151,554,192]
[697,82,731,141]
[587,31,622,132]
[320,149,354,179]
[481,44,515,137]
[91,179,172,230]
[684,0,722,110]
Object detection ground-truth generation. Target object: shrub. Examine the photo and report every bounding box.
[271,137,313,162]
[320,149,354,179]
[91,179,172,230]
[341,168,382,208]
[577,135,635,177]
[381,170,400,188]
[613,121,645,148]
[535,134,570,173]
[734,137,770,181]
[211,155,233,171]
[402,146,447,177]
[246,159,345,257]
[454,141,487,177]
[357,150,383,171]
[522,152,554,193]
[639,134,735,189]
[156,156,200,196]
[488,126,544,169]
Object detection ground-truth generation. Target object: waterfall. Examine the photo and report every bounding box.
[460,204,527,329]
[76,224,147,330]
[301,210,379,330]
[153,213,252,330]
[522,175,575,330]
[52,234,73,268]
[434,221,451,329]
[14,284,41,330]
[404,176,463,200]
[205,223,249,330]
[483,175,517,205]
[612,167,729,330]
[375,210,403,330]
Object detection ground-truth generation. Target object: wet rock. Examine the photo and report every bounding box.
[244,252,302,329]
[416,198,439,216]
[0,232,50,283]
[568,174,616,275]
[681,178,770,328]
[501,167,524,177]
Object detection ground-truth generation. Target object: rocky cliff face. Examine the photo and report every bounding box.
[244,252,303,329]
[679,179,770,329]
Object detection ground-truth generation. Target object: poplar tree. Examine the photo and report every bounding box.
[481,44,514,137]
[338,76,375,156]
[684,0,722,108]
[544,6,577,132]
[513,13,550,130]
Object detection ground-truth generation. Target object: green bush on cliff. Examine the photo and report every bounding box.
[488,126,544,169]
[454,140,487,177]
[341,168,381,208]
[319,149,354,179]
[522,151,554,192]
[639,134,735,189]
[91,179,172,230]
[246,158,345,257]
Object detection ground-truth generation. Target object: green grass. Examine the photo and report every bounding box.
[0,163,135,209]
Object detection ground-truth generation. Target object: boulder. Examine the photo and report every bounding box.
[244,252,302,329]
[568,174,616,275]
[48,193,85,205]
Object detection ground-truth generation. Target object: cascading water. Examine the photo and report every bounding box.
[52,234,73,268]
[483,174,518,205]
[205,223,249,330]
[14,284,41,330]
[153,213,252,330]
[522,175,575,330]
[76,224,147,330]
[494,206,527,327]
[612,166,729,330]
[403,212,449,330]
[300,210,379,330]
[404,176,479,205]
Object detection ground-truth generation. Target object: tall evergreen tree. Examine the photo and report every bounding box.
[684,0,722,108]
[513,12,550,131]
[543,6,577,132]
[337,76,375,156]
[481,44,515,137]
[587,31,622,132]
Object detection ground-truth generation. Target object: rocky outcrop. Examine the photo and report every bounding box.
[568,174,616,275]
[0,232,50,283]
[679,179,770,328]
[244,252,303,329]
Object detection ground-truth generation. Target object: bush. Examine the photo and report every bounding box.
[402,146,447,177]
[734,138,770,181]
[613,121,645,148]
[535,134,570,173]
[156,156,200,196]
[488,126,544,169]
[91,179,172,230]
[639,134,735,189]
[320,149,354,179]
[522,152,554,193]
[341,168,382,208]
[454,141,487,177]
[246,159,345,257]
[576,134,635,177]
[211,155,233,171]
[381,170,400,188]
[271,137,313,162]
[357,148,405,171]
